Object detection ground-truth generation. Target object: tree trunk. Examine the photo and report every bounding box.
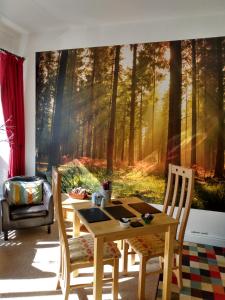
[202,40,210,171]
[214,37,224,178]
[106,45,121,174]
[191,39,197,166]
[92,125,98,159]
[151,49,156,153]
[86,49,97,157]
[48,50,68,169]
[128,44,138,166]
[138,85,143,160]
[80,118,85,157]
[120,103,127,161]
[69,50,77,157]
[165,41,182,173]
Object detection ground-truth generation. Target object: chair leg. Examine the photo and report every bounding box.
[47,225,51,234]
[122,241,129,274]
[112,258,119,300]
[138,256,147,300]
[63,270,70,300]
[154,271,161,300]
[159,256,163,270]
[56,245,62,290]
[174,252,183,290]
[4,230,8,241]
[131,251,136,265]
[118,239,124,250]
[62,257,70,300]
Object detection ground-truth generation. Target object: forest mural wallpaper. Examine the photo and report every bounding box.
[36,36,225,212]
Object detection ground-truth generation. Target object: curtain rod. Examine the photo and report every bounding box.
[0,48,25,60]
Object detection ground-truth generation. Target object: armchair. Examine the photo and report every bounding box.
[0,176,54,240]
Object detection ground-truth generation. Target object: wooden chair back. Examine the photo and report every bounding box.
[52,167,70,264]
[163,164,194,246]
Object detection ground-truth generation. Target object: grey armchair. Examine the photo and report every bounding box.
[0,176,54,240]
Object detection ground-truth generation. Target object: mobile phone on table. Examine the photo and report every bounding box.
[112,200,122,205]
[130,221,143,227]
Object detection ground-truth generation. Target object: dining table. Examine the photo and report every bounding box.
[63,195,178,300]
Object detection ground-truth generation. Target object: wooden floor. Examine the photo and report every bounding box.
[0,224,224,299]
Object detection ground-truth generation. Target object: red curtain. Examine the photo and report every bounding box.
[0,52,25,177]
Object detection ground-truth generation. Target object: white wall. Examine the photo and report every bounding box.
[0,22,23,53]
[0,22,26,193]
[24,13,225,246]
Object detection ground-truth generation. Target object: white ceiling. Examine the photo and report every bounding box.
[0,0,225,34]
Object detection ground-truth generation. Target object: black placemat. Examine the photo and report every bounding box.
[78,207,110,223]
[104,206,136,219]
[128,202,161,214]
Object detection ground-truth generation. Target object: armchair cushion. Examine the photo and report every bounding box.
[10,204,48,220]
[5,178,43,206]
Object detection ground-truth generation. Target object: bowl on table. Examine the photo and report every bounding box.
[119,218,131,228]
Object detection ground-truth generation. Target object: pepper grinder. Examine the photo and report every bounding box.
[101,197,106,208]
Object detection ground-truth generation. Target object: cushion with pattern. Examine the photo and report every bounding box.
[5,180,43,206]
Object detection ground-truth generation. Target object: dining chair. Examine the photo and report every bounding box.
[52,167,121,300]
[122,164,194,300]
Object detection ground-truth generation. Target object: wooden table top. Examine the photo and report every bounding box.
[69,196,178,241]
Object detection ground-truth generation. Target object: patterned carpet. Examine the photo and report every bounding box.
[157,242,225,300]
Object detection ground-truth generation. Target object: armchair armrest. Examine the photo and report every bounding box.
[43,181,53,209]
[42,181,54,221]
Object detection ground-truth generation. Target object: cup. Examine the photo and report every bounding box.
[91,192,103,206]
[100,188,112,204]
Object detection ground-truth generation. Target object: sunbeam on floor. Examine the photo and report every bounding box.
[0,223,160,300]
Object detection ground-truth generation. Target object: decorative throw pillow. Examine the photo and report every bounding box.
[5,180,43,206]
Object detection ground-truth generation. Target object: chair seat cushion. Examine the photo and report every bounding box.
[126,234,179,257]
[68,234,121,264]
[10,204,48,220]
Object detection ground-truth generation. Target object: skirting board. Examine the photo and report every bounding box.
[184,232,225,248]
[152,204,225,248]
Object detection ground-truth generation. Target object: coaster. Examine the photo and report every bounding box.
[104,206,136,219]
[128,202,161,214]
[78,207,110,223]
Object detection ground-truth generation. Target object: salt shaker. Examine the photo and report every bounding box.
[101,197,106,208]
[91,193,96,206]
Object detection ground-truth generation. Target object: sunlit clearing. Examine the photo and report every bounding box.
[59,158,101,192]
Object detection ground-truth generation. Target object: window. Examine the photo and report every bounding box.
[0,89,10,194]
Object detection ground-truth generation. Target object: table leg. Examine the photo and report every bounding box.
[93,237,104,300]
[162,225,175,300]
[73,211,80,238]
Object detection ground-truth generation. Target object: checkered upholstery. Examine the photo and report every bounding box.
[68,234,121,264]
